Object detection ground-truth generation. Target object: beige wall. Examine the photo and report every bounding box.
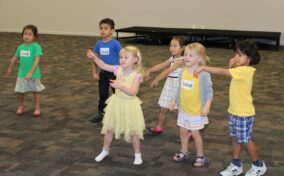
[0,0,283,44]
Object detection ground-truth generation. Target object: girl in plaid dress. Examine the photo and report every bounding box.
[144,36,185,135]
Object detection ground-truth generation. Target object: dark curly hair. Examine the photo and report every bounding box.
[22,24,38,39]
[234,40,260,65]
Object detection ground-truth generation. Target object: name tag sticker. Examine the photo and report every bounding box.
[182,80,194,90]
[20,50,30,57]
[100,48,109,55]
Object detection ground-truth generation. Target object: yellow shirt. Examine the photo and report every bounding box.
[228,66,255,116]
[180,70,201,115]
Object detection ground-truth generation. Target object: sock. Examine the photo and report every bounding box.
[95,148,109,162]
[133,153,143,165]
[232,159,241,167]
[253,160,263,167]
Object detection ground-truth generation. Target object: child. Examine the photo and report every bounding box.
[145,36,186,135]
[6,24,45,117]
[88,18,122,123]
[87,46,145,165]
[169,42,213,167]
[195,40,267,175]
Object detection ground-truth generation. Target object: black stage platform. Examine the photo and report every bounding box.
[116,26,281,50]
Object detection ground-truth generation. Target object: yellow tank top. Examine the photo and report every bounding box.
[180,70,201,115]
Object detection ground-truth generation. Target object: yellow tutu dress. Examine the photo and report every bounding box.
[101,67,145,143]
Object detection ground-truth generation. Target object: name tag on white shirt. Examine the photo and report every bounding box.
[182,80,194,90]
[20,50,30,57]
[100,48,109,55]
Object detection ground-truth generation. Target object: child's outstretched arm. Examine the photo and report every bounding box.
[110,75,141,96]
[144,59,170,81]
[87,49,115,73]
[6,56,18,76]
[150,59,183,88]
[26,56,40,80]
[195,66,231,77]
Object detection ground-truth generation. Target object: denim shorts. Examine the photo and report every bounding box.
[228,114,255,144]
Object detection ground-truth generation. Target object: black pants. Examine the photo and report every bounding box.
[98,71,115,115]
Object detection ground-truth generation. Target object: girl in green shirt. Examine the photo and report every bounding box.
[6,24,44,117]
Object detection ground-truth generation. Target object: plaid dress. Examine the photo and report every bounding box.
[158,56,183,108]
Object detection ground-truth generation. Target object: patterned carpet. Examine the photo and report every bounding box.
[0,32,283,176]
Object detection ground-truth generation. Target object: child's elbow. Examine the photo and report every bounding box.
[130,91,138,96]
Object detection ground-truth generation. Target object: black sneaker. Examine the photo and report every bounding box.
[88,114,103,123]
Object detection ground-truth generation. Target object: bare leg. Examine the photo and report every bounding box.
[95,131,113,162]
[17,93,24,106]
[173,127,189,161]
[246,139,259,161]
[232,137,242,159]
[131,135,142,165]
[131,135,140,153]
[191,130,204,156]
[180,127,189,153]
[33,92,41,108]
[157,107,168,129]
[103,131,114,150]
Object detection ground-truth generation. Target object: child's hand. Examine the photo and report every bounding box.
[201,106,210,116]
[110,79,123,89]
[169,100,176,111]
[194,66,203,77]
[87,49,95,59]
[149,79,158,88]
[93,72,100,80]
[144,71,150,82]
[25,72,33,80]
[229,57,237,68]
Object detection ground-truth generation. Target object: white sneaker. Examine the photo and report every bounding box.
[133,153,143,165]
[220,162,243,176]
[95,149,109,162]
[245,162,267,176]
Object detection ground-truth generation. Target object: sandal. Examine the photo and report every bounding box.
[193,156,206,167]
[172,150,189,162]
[33,107,41,117]
[16,105,25,115]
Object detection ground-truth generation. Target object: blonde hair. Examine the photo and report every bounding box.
[185,42,210,66]
[120,45,144,74]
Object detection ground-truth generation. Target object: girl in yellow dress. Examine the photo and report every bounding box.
[87,46,145,165]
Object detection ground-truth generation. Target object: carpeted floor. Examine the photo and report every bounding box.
[0,32,283,176]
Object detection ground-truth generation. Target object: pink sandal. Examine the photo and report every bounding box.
[16,105,25,115]
[33,107,41,117]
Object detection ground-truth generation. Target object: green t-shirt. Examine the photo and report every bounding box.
[15,42,43,78]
